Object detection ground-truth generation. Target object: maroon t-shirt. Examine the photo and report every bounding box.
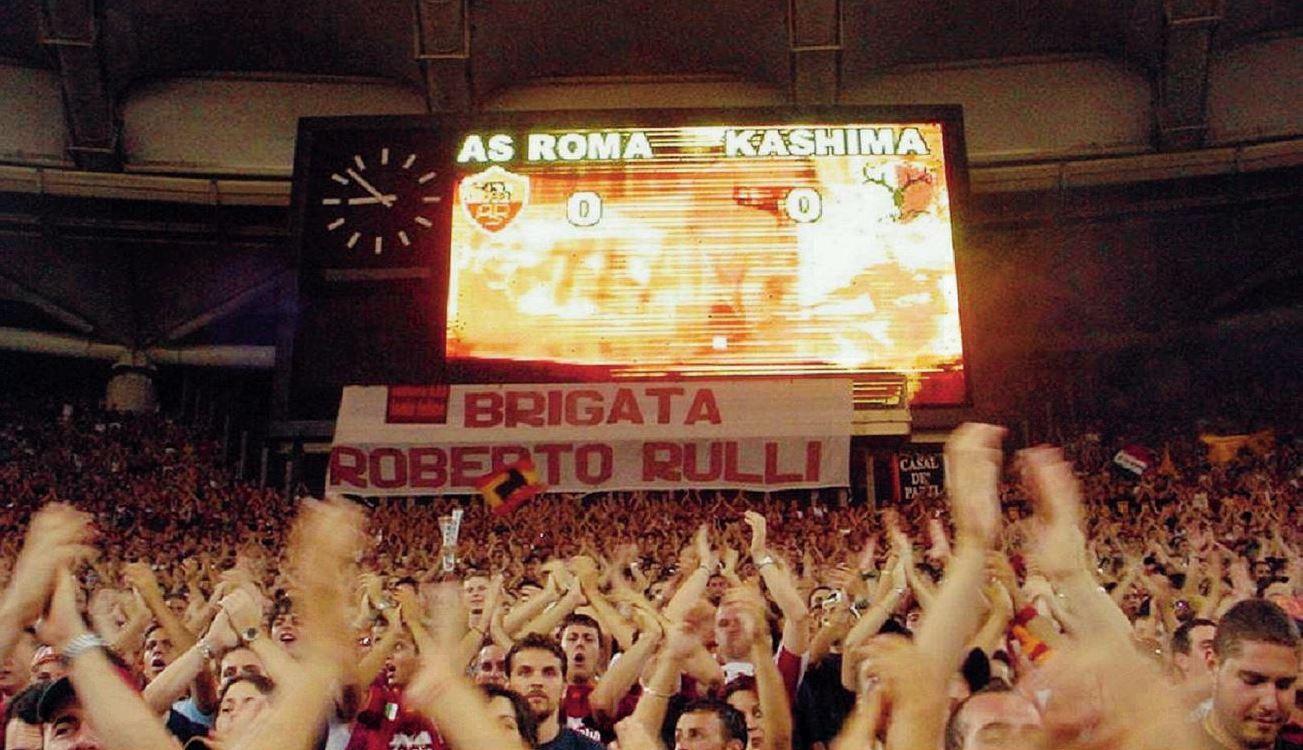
[345,681,445,750]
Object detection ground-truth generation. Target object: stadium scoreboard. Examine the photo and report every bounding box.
[286,107,971,417]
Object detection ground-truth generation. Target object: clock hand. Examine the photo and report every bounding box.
[345,169,394,208]
[346,195,398,205]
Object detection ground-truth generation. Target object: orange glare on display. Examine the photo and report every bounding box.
[446,123,966,405]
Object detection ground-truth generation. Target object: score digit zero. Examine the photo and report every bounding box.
[784,188,822,223]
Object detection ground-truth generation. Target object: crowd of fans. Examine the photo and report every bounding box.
[0,398,1298,750]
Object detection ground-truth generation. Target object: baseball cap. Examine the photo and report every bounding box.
[35,676,76,722]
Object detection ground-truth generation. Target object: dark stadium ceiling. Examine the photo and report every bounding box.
[5,1,1300,73]
[2,1,1297,80]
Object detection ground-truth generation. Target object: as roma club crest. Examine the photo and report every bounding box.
[459,166,530,234]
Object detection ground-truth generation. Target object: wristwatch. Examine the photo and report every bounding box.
[241,627,260,644]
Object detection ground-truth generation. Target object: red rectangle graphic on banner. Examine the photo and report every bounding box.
[385,385,451,424]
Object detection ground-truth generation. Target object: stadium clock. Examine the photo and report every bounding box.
[313,146,444,256]
[294,122,453,271]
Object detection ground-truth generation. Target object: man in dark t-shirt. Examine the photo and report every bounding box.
[507,635,602,750]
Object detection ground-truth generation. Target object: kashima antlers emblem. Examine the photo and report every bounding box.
[459,166,530,233]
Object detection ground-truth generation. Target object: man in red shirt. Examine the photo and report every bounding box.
[346,632,444,750]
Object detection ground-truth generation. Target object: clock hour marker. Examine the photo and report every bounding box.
[403,154,416,169]
[347,231,361,248]
[418,171,436,184]
[331,173,350,185]
[374,236,383,255]
[398,231,411,247]
[381,148,389,166]
[327,218,345,231]
[414,216,433,228]
[421,195,442,204]
[353,155,366,171]
[321,198,342,205]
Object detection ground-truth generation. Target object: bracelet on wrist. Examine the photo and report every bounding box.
[755,556,776,570]
[639,681,675,700]
[63,633,107,661]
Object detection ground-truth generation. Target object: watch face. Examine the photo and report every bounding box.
[299,127,454,268]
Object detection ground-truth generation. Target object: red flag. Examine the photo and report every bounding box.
[477,457,545,516]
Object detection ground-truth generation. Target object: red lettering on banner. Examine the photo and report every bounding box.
[643,442,681,481]
[331,439,831,492]
[565,391,603,426]
[458,386,734,427]
[329,446,367,488]
[409,447,447,488]
[806,441,821,480]
[505,391,545,427]
[645,387,684,424]
[575,443,614,484]
[490,445,529,473]
[464,393,501,427]
[685,389,722,425]
[547,390,563,425]
[723,441,761,482]
[764,442,803,483]
[606,389,644,424]
[683,442,723,482]
[370,447,407,489]
[533,443,573,485]
[451,446,489,486]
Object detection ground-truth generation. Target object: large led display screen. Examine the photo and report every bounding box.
[444,109,969,405]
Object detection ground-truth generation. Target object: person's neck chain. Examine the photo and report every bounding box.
[1202,713,1243,750]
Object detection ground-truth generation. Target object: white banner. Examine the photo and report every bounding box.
[328,380,851,495]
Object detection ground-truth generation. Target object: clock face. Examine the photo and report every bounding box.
[298,126,454,270]
[315,146,444,256]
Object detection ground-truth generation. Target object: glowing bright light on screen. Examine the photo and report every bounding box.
[447,122,966,404]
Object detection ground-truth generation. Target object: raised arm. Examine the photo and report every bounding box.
[502,575,560,637]
[106,591,153,658]
[518,576,584,638]
[1021,446,1133,646]
[406,583,531,750]
[124,561,198,652]
[142,609,239,714]
[39,569,181,750]
[573,556,637,651]
[0,503,96,666]
[877,424,1006,750]
[219,588,300,687]
[915,424,1004,673]
[745,512,810,654]
[740,592,792,750]
[662,525,716,623]
[351,606,402,692]
[232,497,365,750]
[631,622,699,739]
[890,525,936,611]
[589,607,663,719]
